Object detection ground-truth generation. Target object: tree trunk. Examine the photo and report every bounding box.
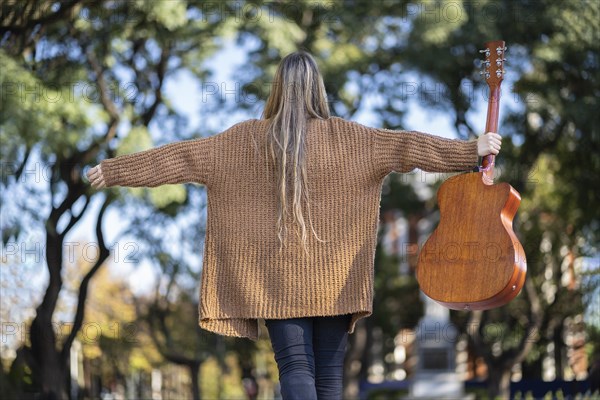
[487,364,511,400]
[17,183,108,399]
[553,325,563,380]
[25,229,69,399]
[343,317,369,400]
[189,363,201,400]
[41,364,68,400]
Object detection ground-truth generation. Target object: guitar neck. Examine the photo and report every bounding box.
[479,40,506,184]
[481,84,501,172]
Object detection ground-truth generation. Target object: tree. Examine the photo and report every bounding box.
[73,253,162,399]
[1,1,230,397]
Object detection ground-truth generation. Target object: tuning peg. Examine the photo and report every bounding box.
[479,48,490,58]
[495,69,506,78]
[480,69,491,79]
[496,46,508,56]
[480,59,491,68]
[496,58,507,66]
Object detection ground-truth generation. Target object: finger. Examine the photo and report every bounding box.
[486,133,502,145]
[487,133,500,140]
[92,175,102,188]
[491,139,501,148]
[88,166,100,179]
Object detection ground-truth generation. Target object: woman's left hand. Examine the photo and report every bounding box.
[477,132,502,157]
[87,164,106,189]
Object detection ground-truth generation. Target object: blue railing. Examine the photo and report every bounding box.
[358,379,592,399]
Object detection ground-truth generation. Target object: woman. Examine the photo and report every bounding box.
[87,50,501,400]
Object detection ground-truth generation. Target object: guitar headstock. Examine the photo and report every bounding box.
[479,40,507,87]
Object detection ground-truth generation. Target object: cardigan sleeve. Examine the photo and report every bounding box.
[371,127,479,175]
[100,134,219,188]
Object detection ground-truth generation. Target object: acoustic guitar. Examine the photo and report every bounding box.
[416,40,527,311]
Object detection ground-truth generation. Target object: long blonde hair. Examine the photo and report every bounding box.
[261,50,331,257]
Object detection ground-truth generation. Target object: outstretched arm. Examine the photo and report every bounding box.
[87,135,219,188]
[372,127,501,174]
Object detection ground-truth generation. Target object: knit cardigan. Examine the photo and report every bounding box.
[100,116,479,342]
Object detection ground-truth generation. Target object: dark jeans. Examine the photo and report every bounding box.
[264,313,352,400]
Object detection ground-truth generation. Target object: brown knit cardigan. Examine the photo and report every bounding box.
[100,116,479,341]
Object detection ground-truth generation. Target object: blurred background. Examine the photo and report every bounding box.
[1,0,598,399]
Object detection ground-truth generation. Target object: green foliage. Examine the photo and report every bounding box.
[1,0,239,397]
[199,352,245,399]
[0,49,95,162]
[139,0,189,31]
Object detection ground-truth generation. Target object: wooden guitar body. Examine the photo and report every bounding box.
[415,40,526,310]
[416,171,527,310]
